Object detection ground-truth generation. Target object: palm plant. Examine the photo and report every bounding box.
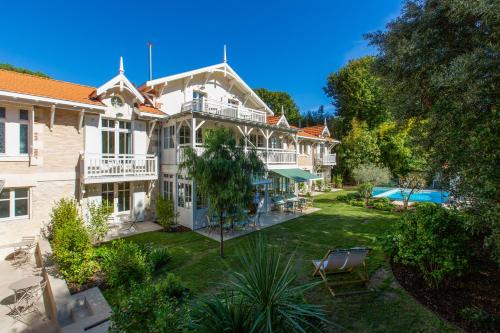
[193,236,329,332]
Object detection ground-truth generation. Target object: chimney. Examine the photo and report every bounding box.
[147,42,153,81]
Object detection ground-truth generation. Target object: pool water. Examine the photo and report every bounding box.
[372,187,449,204]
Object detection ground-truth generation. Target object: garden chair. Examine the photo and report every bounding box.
[205,215,218,234]
[8,280,47,319]
[284,201,295,214]
[272,196,285,211]
[121,216,138,232]
[312,247,370,297]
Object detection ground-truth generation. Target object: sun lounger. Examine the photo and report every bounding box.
[312,247,370,296]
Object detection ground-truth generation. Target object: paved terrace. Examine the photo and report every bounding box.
[196,207,321,241]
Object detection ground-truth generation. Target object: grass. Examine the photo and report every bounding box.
[103,191,458,332]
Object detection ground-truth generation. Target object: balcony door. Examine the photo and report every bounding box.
[192,91,206,112]
[102,182,131,214]
[101,119,132,156]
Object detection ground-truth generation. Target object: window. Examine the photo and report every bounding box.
[18,110,29,154]
[250,134,264,148]
[196,129,203,144]
[163,126,175,149]
[179,125,191,145]
[101,183,114,207]
[177,177,192,208]
[0,107,5,154]
[162,174,174,200]
[19,110,28,120]
[101,119,132,155]
[117,183,130,212]
[228,99,239,107]
[111,95,124,108]
[0,188,29,220]
[192,91,206,112]
[270,137,282,149]
[196,190,207,209]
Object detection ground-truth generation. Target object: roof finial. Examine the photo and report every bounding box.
[223,44,227,63]
[119,56,124,74]
[281,105,284,116]
[324,117,327,126]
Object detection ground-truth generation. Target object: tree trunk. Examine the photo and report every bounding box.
[219,213,224,258]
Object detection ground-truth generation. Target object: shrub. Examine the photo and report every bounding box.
[460,306,498,330]
[156,196,178,231]
[391,204,470,288]
[100,240,151,289]
[110,275,190,333]
[357,182,374,205]
[193,237,328,332]
[333,174,343,188]
[149,247,172,271]
[314,179,323,191]
[50,198,97,286]
[86,201,113,244]
[373,201,394,212]
[352,163,391,185]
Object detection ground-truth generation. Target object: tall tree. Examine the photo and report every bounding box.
[180,127,264,257]
[0,63,50,78]
[324,56,390,137]
[253,88,301,125]
[367,0,500,261]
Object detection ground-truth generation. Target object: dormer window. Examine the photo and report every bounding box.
[111,95,124,108]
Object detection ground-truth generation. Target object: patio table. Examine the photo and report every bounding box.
[9,275,43,302]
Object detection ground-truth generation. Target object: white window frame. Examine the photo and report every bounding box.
[0,107,5,155]
[177,176,192,208]
[0,188,30,221]
[162,174,174,201]
[163,125,175,149]
[179,125,191,146]
[0,105,31,161]
[101,182,131,214]
[19,109,29,155]
[101,118,132,155]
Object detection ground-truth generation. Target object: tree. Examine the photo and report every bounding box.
[0,63,50,78]
[324,56,390,137]
[253,88,301,125]
[367,0,500,260]
[398,172,427,210]
[335,119,381,179]
[352,163,392,185]
[86,201,113,244]
[180,127,265,257]
[156,197,178,231]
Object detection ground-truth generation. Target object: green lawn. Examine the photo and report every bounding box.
[105,191,458,332]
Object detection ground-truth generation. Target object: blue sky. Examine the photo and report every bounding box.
[0,0,402,113]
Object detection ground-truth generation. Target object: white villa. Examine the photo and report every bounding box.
[0,54,338,240]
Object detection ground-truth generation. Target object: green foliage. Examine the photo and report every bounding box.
[86,201,112,244]
[314,179,323,191]
[253,88,301,125]
[336,119,381,178]
[398,172,427,209]
[333,174,343,188]
[192,236,328,332]
[352,163,392,185]
[367,0,500,261]
[110,274,190,333]
[324,56,390,136]
[149,247,171,271]
[358,183,374,206]
[0,63,50,78]
[192,295,252,333]
[100,240,151,289]
[180,126,265,257]
[460,306,498,331]
[156,196,177,231]
[390,204,470,288]
[50,198,97,286]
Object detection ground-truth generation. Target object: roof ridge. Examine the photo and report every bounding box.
[0,69,97,90]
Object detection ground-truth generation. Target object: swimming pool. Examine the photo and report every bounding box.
[372,187,449,204]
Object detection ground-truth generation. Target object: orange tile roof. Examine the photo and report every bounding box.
[0,69,103,106]
[266,115,281,125]
[297,130,317,138]
[302,125,327,136]
[137,104,165,116]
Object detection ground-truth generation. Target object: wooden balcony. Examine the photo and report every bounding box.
[181,99,267,123]
[80,153,158,184]
[315,153,337,166]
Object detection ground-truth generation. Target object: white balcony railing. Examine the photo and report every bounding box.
[182,99,267,123]
[81,153,157,183]
[177,146,297,165]
[315,153,337,166]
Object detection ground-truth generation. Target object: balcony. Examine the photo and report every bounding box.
[80,153,158,184]
[181,99,267,124]
[315,153,337,166]
[177,146,296,165]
